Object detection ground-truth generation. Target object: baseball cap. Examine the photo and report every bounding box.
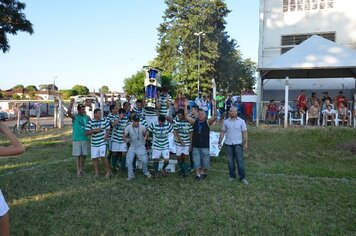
[132,114,140,122]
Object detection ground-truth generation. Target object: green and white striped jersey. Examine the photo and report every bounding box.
[111,117,129,143]
[173,117,193,146]
[106,113,119,137]
[148,121,173,150]
[85,118,110,147]
[144,107,157,117]
[158,94,171,116]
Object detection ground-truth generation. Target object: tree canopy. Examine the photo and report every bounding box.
[25,85,37,91]
[155,0,255,97]
[0,0,34,53]
[71,85,89,96]
[100,85,110,93]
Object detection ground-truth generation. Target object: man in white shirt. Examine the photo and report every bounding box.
[218,106,248,184]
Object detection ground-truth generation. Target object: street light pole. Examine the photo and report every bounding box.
[194,31,205,96]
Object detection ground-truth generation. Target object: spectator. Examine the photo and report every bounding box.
[242,87,255,124]
[308,100,320,126]
[334,91,348,110]
[322,104,336,126]
[338,101,349,126]
[297,90,308,113]
[266,100,278,124]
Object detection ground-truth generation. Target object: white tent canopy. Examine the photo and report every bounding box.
[259,35,356,79]
[257,35,356,127]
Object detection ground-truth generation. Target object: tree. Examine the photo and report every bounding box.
[156,0,255,97]
[123,70,146,99]
[12,84,24,90]
[26,85,37,92]
[100,85,110,93]
[71,85,89,96]
[0,0,34,53]
[59,89,73,100]
[124,70,177,99]
[12,94,20,100]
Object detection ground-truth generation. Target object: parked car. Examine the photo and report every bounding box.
[0,111,8,121]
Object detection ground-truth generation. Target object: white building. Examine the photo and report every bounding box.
[258,0,356,100]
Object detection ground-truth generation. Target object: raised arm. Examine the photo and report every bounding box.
[184,100,195,125]
[0,123,25,157]
[67,98,75,119]
[208,99,217,126]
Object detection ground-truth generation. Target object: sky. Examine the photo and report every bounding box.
[0,0,259,92]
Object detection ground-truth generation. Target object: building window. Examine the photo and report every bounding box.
[281,32,336,54]
[283,0,333,12]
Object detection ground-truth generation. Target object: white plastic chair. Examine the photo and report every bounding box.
[322,110,338,126]
[306,110,320,126]
[335,110,352,126]
[289,111,304,125]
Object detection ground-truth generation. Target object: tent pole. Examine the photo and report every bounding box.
[256,72,262,127]
[284,76,289,128]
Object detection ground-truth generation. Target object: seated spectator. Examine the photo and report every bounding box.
[266,100,278,123]
[308,100,320,126]
[338,101,349,126]
[322,98,334,111]
[334,91,348,110]
[278,100,292,121]
[322,104,336,126]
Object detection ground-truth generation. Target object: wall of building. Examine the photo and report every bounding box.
[259,0,356,68]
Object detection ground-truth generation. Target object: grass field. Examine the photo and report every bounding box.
[0,126,355,235]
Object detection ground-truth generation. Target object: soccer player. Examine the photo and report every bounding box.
[145,114,173,178]
[85,108,111,178]
[110,108,129,171]
[173,109,193,178]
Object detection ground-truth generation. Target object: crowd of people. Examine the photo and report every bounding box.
[67,87,249,185]
[265,90,355,126]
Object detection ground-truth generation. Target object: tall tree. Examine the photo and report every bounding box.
[100,85,110,93]
[156,0,255,97]
[71,85,89,96]
[0,0,34,53]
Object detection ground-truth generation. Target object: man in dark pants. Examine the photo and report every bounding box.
[218,106,249,185]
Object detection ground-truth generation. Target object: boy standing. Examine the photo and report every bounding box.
[110,108,129,171]
[173,109,193,178]
[145,115,173,178]
[85,108,111,178]
[67,99,90,177]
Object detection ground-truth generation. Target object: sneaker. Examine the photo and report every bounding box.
[195,175,201,181]
[162,169,167,177]
[228,177,236,182]
[153,173,160,179]
[105,172,111,179]
[145,173,152,179]
[127,176,135,181]
[241,179,249,185]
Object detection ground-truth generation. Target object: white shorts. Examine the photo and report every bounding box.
[111,142,127,152]
[0,190,9,218]
[176,146,190,156]
[91,145,106,159]
[145,115,158,127]
[152,149,170,160]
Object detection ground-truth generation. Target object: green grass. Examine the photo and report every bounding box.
[1,126,355,235]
